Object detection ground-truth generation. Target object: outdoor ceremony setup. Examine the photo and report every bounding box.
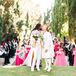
[0,0,76,76]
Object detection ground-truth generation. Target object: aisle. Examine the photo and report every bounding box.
[0,64,76,76]
[0,44,76,76]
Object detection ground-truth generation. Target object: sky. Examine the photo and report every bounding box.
[14,0,55,41]
[19,0,55,14]
[32,0,55,13]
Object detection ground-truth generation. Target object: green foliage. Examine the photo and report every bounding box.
[0,0,3,5]
[25,12,29,27]
[0,0,14,34]
[43,9,51,24]
[52,0,68,37]
[0,16,3,42]
[2,32,18,42]
[0,0,19,42]
[52,0,76,43]
[16,20,24,32]
[68,0,76,43]
[14,1,21,17]
[24,12,30,36]
[2,11,14,33]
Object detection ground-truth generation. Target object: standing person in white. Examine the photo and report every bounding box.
[42,24,54,72]
[30,23,42,71]
[22,24,42,71]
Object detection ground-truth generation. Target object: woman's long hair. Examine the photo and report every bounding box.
[32,23,42,31]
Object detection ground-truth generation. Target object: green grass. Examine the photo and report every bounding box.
[0,66,76,76]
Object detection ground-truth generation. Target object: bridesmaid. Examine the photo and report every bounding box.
[54,38,60,59]
[54,42,67,66]
[73,45,76,66]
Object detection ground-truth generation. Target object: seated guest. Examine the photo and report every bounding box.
[0,44,8,65]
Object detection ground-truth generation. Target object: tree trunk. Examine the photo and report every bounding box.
[68,0,76,44]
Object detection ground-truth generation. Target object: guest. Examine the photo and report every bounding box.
[54,42,67,66]
[63,37,69,56]
[0,43,9,65]
[4,42,10,65]
[54,38,59,59]
[68,43,74,66]
[73,45,76,66]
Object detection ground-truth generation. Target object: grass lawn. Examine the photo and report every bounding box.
[0,65,76,76]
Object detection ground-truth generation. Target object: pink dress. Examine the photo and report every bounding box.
[73,48,76,66]
[23,47,30,60]
[15,50,24,66]
[54,43,59,58]
[15,47,30,66]
[54,48,67,66]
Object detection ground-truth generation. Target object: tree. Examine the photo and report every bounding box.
[25,12,29,28]
[0,16,3,42]
[43,9,51,24]
[14,1,21,17]
[52,0,68,37]
[68,0,76,43]
[0,0,14,33]
[16,20,24,33]
[0,0,21,42]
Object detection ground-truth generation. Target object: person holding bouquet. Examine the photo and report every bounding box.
[22,23,42,71]
[30,23,42,71]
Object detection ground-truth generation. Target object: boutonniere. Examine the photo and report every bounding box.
[39,34,43,41]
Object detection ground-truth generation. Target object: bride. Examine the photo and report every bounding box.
[22,23,42,71]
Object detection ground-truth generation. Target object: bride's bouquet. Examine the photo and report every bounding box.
[32,30,43,47]
[33,35,39,41]
[32,30,40,41]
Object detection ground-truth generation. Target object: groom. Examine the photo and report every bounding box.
[42,24,54,72]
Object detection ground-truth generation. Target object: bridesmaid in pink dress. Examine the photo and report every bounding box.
[54,42,67,66]
[23,45,30,60]
[54,38,60,59]
[73,45,76,66]
[16,49,24,66]
[16,45,30,66]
